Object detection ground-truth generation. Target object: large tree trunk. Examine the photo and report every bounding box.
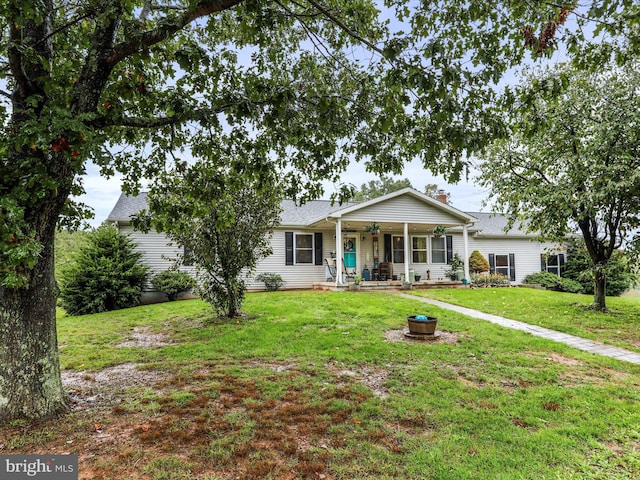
[0,226,69,422]
[592,268,607,312]
[578,221,610,312]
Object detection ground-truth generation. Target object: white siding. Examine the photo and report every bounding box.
[340,195,463,225]
[119,225,335,291]
[343,230,560,284]
[119,226,560,291]
[467,236,557,284]
[249,229,336,290]
[119,225,196,281]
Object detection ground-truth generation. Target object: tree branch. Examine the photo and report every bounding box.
[106,0,243,67]
[36,11,92,49]
[8,22,29,97]
[7,1,54,104]
[91,103,234,129]
[70,3,125,115]
[543,1,616,28]
[305,0,385,57]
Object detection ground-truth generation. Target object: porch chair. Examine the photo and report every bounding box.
[324,257,337,281]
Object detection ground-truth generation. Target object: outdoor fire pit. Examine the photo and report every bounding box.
[405,315,440,340]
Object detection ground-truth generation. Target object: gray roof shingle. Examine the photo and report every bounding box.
[106,192,534,237]
[106,192,150,222]
[107,193,355,225]
[279,199,356,226]
[466,212,531,237]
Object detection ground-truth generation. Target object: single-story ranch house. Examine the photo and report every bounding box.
[106,187,566,293]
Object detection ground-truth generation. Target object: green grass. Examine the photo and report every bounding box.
[6,291,636,479]
[409,287,640,353]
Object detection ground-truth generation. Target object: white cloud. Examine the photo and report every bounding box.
[78,157,491,228]
[77,163,123,227]
[323,158,491,212]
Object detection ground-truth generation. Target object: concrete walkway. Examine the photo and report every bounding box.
[399,293,640,365]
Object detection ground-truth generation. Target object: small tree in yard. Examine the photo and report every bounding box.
[141,163,282,318]
[563,239,637,297]
[469,250,490,274]
[480,60,640,311]
[59,226,149,315]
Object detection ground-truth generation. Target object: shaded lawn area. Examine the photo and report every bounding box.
[2,291,639,479]
[409,287,640,354]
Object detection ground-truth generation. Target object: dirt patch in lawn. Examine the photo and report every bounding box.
[254,360,391,399]
[116,326,174,348]
[3,361,403,479]
[545,352,583,366]
[384,328,463,344]
[62,363,166,410]
[558,366,631,387]
[326,363,390,399]
[249,360,298,373]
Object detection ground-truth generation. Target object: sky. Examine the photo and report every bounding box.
[80,158,491,228]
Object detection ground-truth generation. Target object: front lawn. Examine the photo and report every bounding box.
[410,287,640,353]
[2,291,639,479]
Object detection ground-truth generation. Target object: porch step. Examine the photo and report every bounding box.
[312,281,468,291]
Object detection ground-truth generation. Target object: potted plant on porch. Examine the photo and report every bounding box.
[445,253,464,281]
[349,274,362,290]
[433,225,447,238]
[365,222,381,235]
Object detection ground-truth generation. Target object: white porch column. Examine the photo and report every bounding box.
[463,223,470,282]
[335,219,343,285]
[404,222,410,282]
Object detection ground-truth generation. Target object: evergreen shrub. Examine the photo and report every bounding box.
[151,270,196,301]
[523,271,583,293]
[59,226,149,315]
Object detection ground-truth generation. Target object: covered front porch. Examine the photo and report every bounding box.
[309,189,478,288]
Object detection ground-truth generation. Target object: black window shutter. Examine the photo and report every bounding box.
[314,232,323,265]
[446,235,453,264]
[509,253,516,281]
[384,234,392,262]
[559,254,566,276]
[285,232,294,265]
[183,246,193,266]
[540,254,546,272]
[488,254,495,274]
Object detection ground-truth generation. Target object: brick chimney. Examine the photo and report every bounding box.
[435,189,448,204]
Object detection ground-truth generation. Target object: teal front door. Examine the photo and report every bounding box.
[343,236,357,270]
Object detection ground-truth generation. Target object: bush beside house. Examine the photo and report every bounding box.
[255,273,286,291]
[562,240,638,297]
[59,226,149,315]
[469,250,490,274]
[523,272,583,293]
[151,270,196,301]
